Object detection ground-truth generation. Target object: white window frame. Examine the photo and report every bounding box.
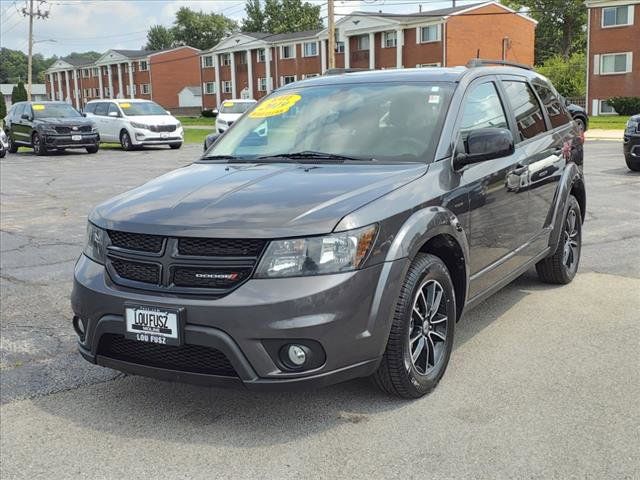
[335,41,345,53]
[356,35,369,51]
[599,99,617,115]
[139,60,149,71]
[82,68,90,78]
[418,24,442,43]
[258,77,268,92]
[204,82,216,94]
[222,81,232,93]
[92,67,99,77]
[141,83,151,94]
[104,86,111,97]
[220,53,231,66]
[601,5,634,28]
[302,41,318,57]
[281,75,296,86]
[416,63,442,67]
[599,52,633,75]
[280,44,295,59]
[202,55,214,68]
[257,49,266,63]
[382,31,397,48]
[302,73,319,79]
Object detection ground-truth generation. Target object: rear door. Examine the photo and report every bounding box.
[92,102,110,141]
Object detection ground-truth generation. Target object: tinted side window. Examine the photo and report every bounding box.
[532,83,572,129]
[94,102,108,116]
[108,103,120,116]
[502,81,547,141]
[13,103,24,120]
[459,82,508,140]
[84,103,97,114]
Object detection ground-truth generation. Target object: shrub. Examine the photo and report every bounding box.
[606,97,640,116]
[11,81,28,103]
[0,92,6,121]
[201,109,217,118]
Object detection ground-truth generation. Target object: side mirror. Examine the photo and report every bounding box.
[166,110,171,115]
[82,112,87,117]
[21,113,31,120]
[204,133,221,151]
[453,128,514,170]
[108,111,119,117]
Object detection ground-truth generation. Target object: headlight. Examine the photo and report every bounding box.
[130,121,148,129]
[626,119,639,133]
[176,121,182,129]
[254,225,377,278]
[83,222,110,264]
[41,127,57,135]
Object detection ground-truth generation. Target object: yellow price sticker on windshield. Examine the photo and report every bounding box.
[32,104,45,111]
[249,94,301,118]
[224,101,235,107]
[120,102,131,108]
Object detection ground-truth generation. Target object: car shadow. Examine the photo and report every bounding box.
[30,268,560,447]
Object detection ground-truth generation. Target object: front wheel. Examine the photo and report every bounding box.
[0,146,5,158]
[120,130,134,151]
[625,156,640,172]
[372,253,456,398]
[169,142,182,150]
[32,133,48,156]
[7,134,18,153]
[86,144,99,154]
[536,195,582,284]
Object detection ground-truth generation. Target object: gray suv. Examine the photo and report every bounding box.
[72,62,585,398]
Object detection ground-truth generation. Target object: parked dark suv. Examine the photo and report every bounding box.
[623,114,640,171]
[4,101,99,155]
[72,62,585,398]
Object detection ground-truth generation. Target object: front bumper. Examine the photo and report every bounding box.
[132,127,183,146]
[623,133,640,162]
[43,132,99,149]
[72,254,408,390]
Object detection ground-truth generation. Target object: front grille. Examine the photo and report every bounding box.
[110,257,160,284]
[172,266,251,288]
[108,230,163,253]
[98,334,237,377]
[54,125,92,134]
[178,238,265,257]
[149,124,177,133]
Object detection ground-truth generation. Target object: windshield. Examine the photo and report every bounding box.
[32,103,82,119]
[220,101,255,114]
[119,101,167,116]
[205,82,453,162]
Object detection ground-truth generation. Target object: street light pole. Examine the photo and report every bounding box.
[328,0,335,69]
[27,0,34,100]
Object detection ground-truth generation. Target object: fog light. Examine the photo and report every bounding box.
[286,345,307,367]
[72,315,86,341]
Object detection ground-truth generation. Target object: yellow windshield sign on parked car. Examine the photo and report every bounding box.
[224,101,235,107]
[32,104,45,111]
[119,103,131,109]
[249,94,301,118]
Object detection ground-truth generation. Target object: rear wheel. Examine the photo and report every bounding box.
[120,130,134,151]
[372,253,456,398]
[169,142,182,150]
[574,117,586,133]
[536,195,582,284]
[32,133,48,156]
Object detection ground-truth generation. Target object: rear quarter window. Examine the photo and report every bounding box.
[94,103,108,116]
[502,80,547,141]
[532,83,573,129]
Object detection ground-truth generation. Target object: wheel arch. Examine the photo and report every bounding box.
[547,163,586,253]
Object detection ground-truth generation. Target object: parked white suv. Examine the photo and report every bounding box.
[214,99,256,133]
[84,99,183,150]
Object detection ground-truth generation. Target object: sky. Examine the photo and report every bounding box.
[0,0,477,58]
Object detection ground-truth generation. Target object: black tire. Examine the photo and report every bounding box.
[0,146,5,158]
[169,142,182,150]
[32,133,48,156]
[120,130,134,151]
[536,195,582,284]
[574,117,586,133]
[7,133,18,153]
[625,156,640,172]
[86,144,99,154]
[372,253,456,398]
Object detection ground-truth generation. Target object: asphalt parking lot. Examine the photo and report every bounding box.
[1,141,639,479]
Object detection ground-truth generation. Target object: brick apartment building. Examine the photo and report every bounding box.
[200,1,536,109]
[586,0,640,115]
[44,46,201,110]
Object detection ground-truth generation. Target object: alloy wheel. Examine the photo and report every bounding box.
[33,135,41,154]
[562,207,579,270]
[407,279,449,375]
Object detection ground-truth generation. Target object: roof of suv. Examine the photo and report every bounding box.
[85,98,155,104]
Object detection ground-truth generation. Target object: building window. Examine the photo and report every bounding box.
[356,35,369,51]
[335,42,345,53]
[281,45,295,59]
[258,77,268,91]
[127,84,137,95]
[600,52,632,74]
[599,100,617,114]
[303,42,318,57]
[220,54,231,66]
[420,24,441,43]
[222,81,232,93]
[382,31,397,48]
[602,5,632,27]
[301,73,319,79]
[82,68,90,78]
[102,66,109,76]
[416,63,441,67]
[237,51,247,65]
[257,49,266,63]
[282,75,296,86]
[141,84,151,94]
[139,60,149,71]
[104,86,111,97]
[93,88,100,97]
[202,55,214,68]
[92,67,100,77]
[204,82,216,94]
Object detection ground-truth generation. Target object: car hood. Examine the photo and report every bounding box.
[217,113,244,123]
[35,117,94,127]
[124,115,178,126]
[91,161,428,238]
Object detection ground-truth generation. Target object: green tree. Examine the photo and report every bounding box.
[170,7,238,50]
[0,48,27,83]
[11,81,28,103]
[263,0,322,34]
[536,52,586,98]
[145,25,176,50]
[502,0,586,64]
[242,0,266,32]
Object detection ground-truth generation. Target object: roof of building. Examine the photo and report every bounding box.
[0,83,47,95]
[349,2,486,21]
[267,29,323,42]
[112,49,156,59]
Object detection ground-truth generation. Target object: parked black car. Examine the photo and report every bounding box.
[4,101,99,155]
[561,97,589,132]
[72,63,585,398]
[623,114,640,171]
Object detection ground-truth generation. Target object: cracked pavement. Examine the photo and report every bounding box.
[1,142,639,479]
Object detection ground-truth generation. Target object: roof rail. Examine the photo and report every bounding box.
[466,59,533,71]
[323,68,369,76]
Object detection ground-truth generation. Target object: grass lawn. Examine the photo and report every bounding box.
[184,128,209,145]
[588,115,629,130]
[177,116,215,126]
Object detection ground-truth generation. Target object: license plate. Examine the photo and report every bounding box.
[161,132,169,139]
[71,134,82,141]
[125,304,182,346]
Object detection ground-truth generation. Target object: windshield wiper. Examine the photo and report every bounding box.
[257,151,373,162]
[200,154,242,161]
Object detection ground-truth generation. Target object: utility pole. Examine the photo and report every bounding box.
[327,0,335,69]
[21,0,50,101]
